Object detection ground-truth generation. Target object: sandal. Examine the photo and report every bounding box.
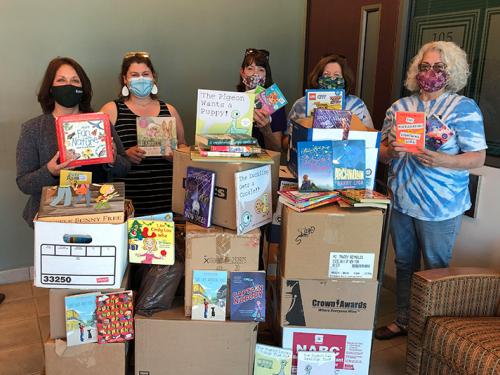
[374,325,407,340]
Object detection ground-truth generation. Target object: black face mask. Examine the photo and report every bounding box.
[51,85,84,108]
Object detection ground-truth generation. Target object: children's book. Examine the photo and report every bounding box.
[59,170,92,186]
[395,111,426,153]
[332,140,366,190]
[297,351,336,375]
[96,291,134,344]
[56,112,113,167]
[257,83,288,115]
[136,116,177,156]
[250,85,266,109]
[230,271,266,322]
[191,150,273,164]
[254,344,293,375]
[425,114,454,151]
[191,270,228,321]
[65,292,99,346]
[184,167,216,227]
[313,109,352,139]
[209,145,262,154]
[305,89,345,116]
[340,189,390,204]
[197,134,259,146]
[297,141,334,192]
[235,164,272,235]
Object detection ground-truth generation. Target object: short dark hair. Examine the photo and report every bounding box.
[119,53,158,100]
[37,57,93,114]
[236,49,274,92]
[308,54,354,94]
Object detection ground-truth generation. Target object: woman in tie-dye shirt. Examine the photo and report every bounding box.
[375,41,487,340]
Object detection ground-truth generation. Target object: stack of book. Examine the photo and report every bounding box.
[278,189,339,212]
[339,189,390,209]
[197,134,262,158]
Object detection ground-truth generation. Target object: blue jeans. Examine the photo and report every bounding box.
[390,209,462,329]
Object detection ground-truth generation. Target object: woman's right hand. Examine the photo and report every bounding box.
[47,152,74,176]
[388,140,407,159]
[126,145,146,165]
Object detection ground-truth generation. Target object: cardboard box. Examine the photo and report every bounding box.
[172,146,280,230]
[184,222,260,316]
[269,166,297,244]
[34,219,128,289]
[135,305,258,375]
[262,232,280,281]
[44,339,126,375]
[282,326,372,375]
[279,278,378,329]
[280,205,383,280]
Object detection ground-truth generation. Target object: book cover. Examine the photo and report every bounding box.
[65,292,99,346]
[312,109,351,139]
[305,89,345,116]
[198,134,258,146]
[332,140,366,190]
[96,291,134,344]
[395,111,426,153]
[191,270,228,321]
[184,167,216,227]
[257,83,288,115]
[297,351,336,375]
[230,271,266,322]
[297,141,334,192]
[340,189,390,204]
[136,116,177,156]
[425,114,454,151]
[251,85,266,109]
[59,170,92,186]
[55,112,113,167]
[254,344,292,375]
[235,164,272,235]
[128,217,175,265]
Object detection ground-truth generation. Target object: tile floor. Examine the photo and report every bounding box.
[0,282,406,374]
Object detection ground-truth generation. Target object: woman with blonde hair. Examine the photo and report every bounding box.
[375,41,486,340]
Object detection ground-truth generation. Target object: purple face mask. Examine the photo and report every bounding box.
[416,69,448,93]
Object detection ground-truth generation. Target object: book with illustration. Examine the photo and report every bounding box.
[191,270,228,321]
[254,344,292,375]
[230,271,266,322]
[425,114,454,151]
[96,291,134,344]
[339,189,390,204]
[136,116,177,156]
[395,111,426,153]
[184,167,216,227]
[55,112,113,167]
[191,150,273,164]
[332,140,366,190]
[305,89,345,116]
[65,292,99,346]
[197,134,258,147]
[256,83,288,115]
[313,109,352,139]
[297,351,336,375]
[297,141,334,192]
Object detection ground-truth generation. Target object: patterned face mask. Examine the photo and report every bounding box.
[416,69,448,93]
[318,75,345,90]
[243,74,265,90]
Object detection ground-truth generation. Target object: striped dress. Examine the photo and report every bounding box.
[114,100,173,216]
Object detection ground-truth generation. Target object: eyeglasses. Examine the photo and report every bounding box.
[418,62,447,73]
[123,51,151,60]
[245,48,270,59]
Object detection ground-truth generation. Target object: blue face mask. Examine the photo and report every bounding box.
[128,77,154,98]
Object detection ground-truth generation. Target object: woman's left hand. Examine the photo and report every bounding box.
[253,108,271,128]
[415,147,450,168]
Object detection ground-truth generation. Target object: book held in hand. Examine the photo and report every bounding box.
[257,83,288,115]
[65,292,99,346]
[96,291,134,344]
[305,89,345,116]
[254,344,292,375]
[297,141,334,192]
[136,116,177,156]
[395,111,426,153]
[425,114,454,151]
[230,271,266,322]
[184,167,216,227]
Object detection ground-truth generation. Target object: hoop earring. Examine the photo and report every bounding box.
[151,84,158,95]
[121,85,130,97]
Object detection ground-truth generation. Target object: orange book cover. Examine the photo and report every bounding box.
[395,111,426,153]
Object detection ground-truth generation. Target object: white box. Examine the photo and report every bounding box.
[34,220,128,289]
[282,327,372,375]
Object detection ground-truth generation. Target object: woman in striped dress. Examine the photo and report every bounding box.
[100,52,186,216]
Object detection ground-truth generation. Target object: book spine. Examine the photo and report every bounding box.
[210,145,260,153]
[199,150,242,157]
[207,139,258,146]
[37,212,125,224]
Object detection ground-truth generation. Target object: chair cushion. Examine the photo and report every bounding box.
[422,316,500,375]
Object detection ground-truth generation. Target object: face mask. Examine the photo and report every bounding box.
[243,74,265,90]
[51,85,83,108]
[416,70,448,93]
[128,77,154,98]
[318,75,345,90]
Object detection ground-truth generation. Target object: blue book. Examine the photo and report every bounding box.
[305,89,345,116]
[230,271,266,322]
[297,141,334,192]
[332,140,366,190]
[184,167,216,227]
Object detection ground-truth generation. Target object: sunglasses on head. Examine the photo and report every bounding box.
[245,48,270,59]
[123,51,151,60]
[418,62,447,73]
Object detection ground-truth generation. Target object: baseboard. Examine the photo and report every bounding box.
[0,267,33,284]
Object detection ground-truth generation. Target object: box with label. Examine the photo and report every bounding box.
[184,222,260,316]
[172,146,280,230]
[280,278,378,329]
[34,219,128,289]
[280,205,383,280]
[135,305,258,375]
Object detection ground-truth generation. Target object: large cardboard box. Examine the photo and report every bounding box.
[279,278,378,329]
[135,305,258,375]
[44,339,126,375]
[184,222,260,316]
[172,146,280,230]
[280,205,383,280]
[34,219,128,289]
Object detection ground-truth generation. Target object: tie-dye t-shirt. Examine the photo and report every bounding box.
[381,92,487,221]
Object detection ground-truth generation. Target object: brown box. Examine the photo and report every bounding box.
[279,277,378,330]
[135,305,258,375]
[172,146,280,230]
[280,205,383,280]
[44,339,126,375]
[184,222,260,316]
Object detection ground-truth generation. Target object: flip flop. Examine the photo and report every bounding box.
[374,325,407,340]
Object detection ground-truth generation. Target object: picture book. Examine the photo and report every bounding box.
[191,270,228,321]
[210,145,262,154]
[395,111,426,153]
[136,116,177,156]
[199,150,246,158]
[279,195,339,213]
[426,114,454,151]
[128,216,175,265]
[254,344,292,375]
[257,83,288,115]
[297,141,334,192]
[55,112,113,167]
[59,170,92,186]
[184,167,216,227]
[96,291,134,344]
[340,189,390,204]
[235,164,272,235]
[297,351,336,375]
[65,292,99,346]
[312,109,352,139]
[251,85,266,109]
[305,89,345,116]
[230,271,266,322]
[339,196,388,209]
[197,134,258,146]
[191,150,273,164]
[332,140,366,190]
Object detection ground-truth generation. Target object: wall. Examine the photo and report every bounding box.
[0,0,306,271]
